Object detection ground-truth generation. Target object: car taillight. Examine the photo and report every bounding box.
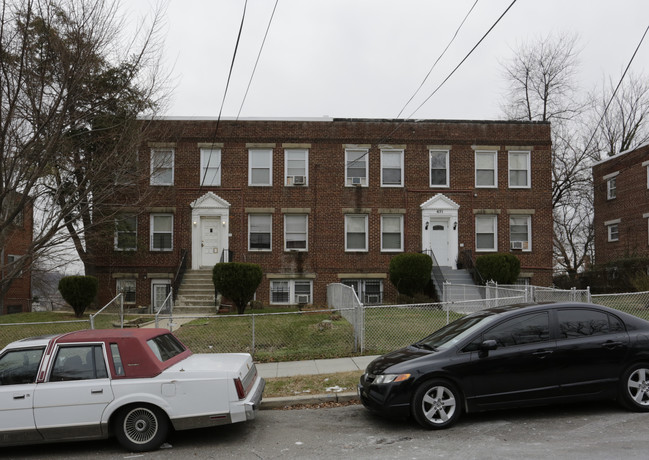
[234,378,246,399]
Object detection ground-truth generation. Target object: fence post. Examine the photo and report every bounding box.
[587,286,591,303]
[120,293,124,329]
[251,314,256,356]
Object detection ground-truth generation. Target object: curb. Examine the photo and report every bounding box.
[261,391,359,410]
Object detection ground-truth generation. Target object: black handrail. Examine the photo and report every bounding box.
[457,249,486,285]
[172,249,188,301]
[422,249,446,299]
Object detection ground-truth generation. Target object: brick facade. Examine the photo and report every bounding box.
[593,143,649,264]
[1,198,33,314]
[93,118,553,308]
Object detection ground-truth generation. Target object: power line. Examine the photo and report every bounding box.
[237,0,279,120]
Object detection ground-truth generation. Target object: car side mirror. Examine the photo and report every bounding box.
[478,339,498,358]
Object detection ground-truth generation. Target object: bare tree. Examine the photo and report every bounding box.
[0,0,167,311]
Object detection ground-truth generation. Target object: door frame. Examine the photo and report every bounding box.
[420,194,459,268]
[190,192,231,269]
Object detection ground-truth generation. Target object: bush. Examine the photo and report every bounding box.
[389,253,432,297]
[58,276,98,318]
[213,263,263,314]
[475,253,521,284]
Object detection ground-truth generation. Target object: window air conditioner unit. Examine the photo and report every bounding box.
[351,177,362,186]
[510,241,525,250]
[292,175,306,185]
[296,294,310,304]
[366,294,380,304]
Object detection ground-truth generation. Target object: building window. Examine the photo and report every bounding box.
[476,215,497,251]
[115,215,137,251]
[607,222,619,242]
[6,254,23,277]
[381,215,403,252]
[430,150,449,187]
[345,149,368,187]
[249,148,273,186]
[284,214,308,251]
[200,148,221,186]
[249,214,272,251]
[381,149,403,187]
[150,214,173,251]
[475,151,497,188]
[150,148,174,185]
[270,279,312,305]
[345,215,368,251]
[342,279,383,304]
[509,151,531,188]
[285,149,308,186]
[509,215,531,251]
[607,177,617,200]
[116,279,136,304]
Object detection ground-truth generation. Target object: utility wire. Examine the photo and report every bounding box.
[237,0,279,119]
[582,24,649,158]
[395,0,479,119]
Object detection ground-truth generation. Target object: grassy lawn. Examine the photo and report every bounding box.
[264,371,362,398]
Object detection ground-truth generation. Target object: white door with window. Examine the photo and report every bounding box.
[429,220,450,266]
[201,217,221,267]
[421,194,459,269]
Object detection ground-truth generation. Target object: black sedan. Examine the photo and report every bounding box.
[358,302,649,429]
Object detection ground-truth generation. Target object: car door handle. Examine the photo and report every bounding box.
[91,389,104,394]
[13,394,27,400]
[532,350,553,358]
[601,341,625,349]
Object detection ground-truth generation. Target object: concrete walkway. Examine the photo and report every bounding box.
[256,355,379,379]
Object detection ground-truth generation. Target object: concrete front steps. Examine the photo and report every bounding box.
[439,266,484,302]
[174,269,218,315]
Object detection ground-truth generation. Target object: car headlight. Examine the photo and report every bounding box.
[374,373,411,384]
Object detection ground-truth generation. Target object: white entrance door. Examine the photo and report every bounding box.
[201,217,221,267]
[429,220,450,266]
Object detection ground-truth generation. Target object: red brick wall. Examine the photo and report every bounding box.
[94,118,553,307]
[2,199,33,314]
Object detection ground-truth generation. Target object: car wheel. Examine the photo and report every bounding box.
[114,405,169,452]
[412,379,462,429]
[620,363,649,412]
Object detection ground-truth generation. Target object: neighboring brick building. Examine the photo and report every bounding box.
[593,143,649,264]
[93,117,553,309]
[1,196,33,314]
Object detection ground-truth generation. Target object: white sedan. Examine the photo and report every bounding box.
[0,328,265,451]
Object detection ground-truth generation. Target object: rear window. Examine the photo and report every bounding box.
[147,334,186,362]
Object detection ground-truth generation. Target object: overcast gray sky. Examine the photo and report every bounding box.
[128,0,648,120]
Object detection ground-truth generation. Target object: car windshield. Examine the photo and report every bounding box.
[415,312,499,350]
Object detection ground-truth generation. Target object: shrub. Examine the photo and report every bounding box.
[213,263,263,314]
[475,253,521,284]
[58,276,98,318]
[389,253,432,297]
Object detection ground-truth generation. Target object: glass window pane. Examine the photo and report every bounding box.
[484,313,549,347]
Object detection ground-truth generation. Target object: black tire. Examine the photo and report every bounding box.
[620,363,649,412]
[412,379,462,429]
[114,404,169,452]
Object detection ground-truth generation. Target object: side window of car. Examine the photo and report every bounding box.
[50,345,108,381]
[0,348,45,385]
[558,309,622,339]
[483,312,550,348]
[110,343,125,376]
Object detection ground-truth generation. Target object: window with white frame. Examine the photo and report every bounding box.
[342,279,383,304]
[116,279,136,304]
[345,214,368,251]
[606,220,620,242]
[475,151,497,188]
[381,149,403,187]
[270,279,312,304]
[509,215,531,251]
[607,177,617,199]
[285,214,308,251]
[509,151,531,188]
[115,215,137,251]
[200,148,221,186]
[430,150,449,187]
[249,149,273,186]
[150,214,173,251]
[249,214,272,251]
[6,254,23,277]
[345,149,368,186]
[476,214,497,251]
[381,215,403,251]
[285,149,308,186]
[150,148,174,185]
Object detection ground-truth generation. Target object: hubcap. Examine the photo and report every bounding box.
[124,408,159,444]
[422,386,456,424]
[628,368,649,406]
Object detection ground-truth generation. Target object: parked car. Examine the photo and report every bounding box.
[0,328,265,451]
[358,302,649,429]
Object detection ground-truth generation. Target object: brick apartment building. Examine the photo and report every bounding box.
[593,143,649,264]
[92,117,553,309]
[1,196,33,314]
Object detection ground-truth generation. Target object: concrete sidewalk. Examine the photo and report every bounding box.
[257,355,379,409]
